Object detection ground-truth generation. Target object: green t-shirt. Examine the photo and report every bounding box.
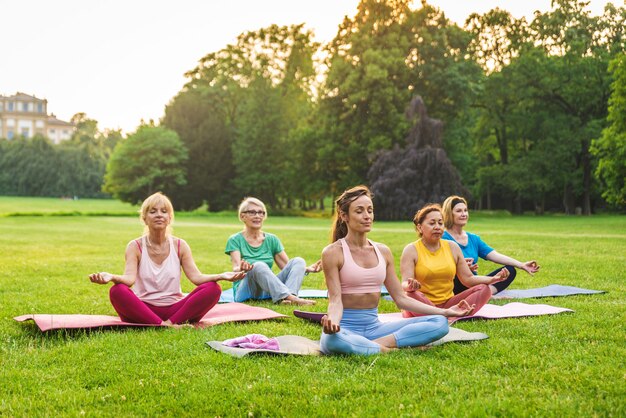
[224,232,284,293]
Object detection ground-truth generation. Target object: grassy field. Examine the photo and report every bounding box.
[1,199,624,416]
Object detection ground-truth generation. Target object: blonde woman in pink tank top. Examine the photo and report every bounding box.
[89,192,245,327]
[319,186,475,355]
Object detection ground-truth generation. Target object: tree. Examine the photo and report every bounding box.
[470,0,626,213]
[179,24,319,208]
[317,0,480,196]
[592,53,626,208]
[103,125,188,205]
[163,88,237,211]
[317,0,414,193]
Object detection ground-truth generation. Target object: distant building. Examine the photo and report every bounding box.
[0,92,75,144]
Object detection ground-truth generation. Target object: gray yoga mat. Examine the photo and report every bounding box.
[383,284,604,302]
[206,327,488,357]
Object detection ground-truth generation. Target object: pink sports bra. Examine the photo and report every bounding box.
[339,238,386,294]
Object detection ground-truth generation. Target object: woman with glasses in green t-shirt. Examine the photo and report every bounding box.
[225,197,321,305]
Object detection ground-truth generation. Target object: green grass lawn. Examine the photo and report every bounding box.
[1,200,624,416]
[0,196,139,216]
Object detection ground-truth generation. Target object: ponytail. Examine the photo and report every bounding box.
[330,185,372,242]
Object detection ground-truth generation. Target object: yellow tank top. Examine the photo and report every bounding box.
[414,239,456,305]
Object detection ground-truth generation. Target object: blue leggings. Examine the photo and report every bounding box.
[320,308,449,355]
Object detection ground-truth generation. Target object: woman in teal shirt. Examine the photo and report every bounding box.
[441,196,540,295]
[225,197,321,305]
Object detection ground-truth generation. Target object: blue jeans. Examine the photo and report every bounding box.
[234,257,306,303]
[320,308,449,355]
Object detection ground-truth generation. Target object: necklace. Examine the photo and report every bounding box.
[146,236,168,255]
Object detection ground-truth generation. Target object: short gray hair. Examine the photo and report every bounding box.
[238,197,267,221]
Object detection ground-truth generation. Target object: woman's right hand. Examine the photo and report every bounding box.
[489,267,509,284]
[89,272,113,285]
[321,315,340,334]
[465,258,478,272]
[239,259,253,272]
[402,278,421,292]
[445,299,475,317]
[220,271,246,282]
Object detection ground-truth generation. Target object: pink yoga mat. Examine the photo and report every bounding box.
[294,302,573,325]
[14,303,286,332]
[378,302,573,324]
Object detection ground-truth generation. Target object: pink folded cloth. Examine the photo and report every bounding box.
[223,334,280,350]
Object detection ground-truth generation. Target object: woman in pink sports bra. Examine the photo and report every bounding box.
[320,186,474,355]
[89,192,245,327]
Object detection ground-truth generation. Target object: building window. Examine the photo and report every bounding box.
[8,102,14,111]
[7,130,14,139]
[37,103,43,113]
[50,129,56,134]
[21,128,30,138]
[22,102,29,112]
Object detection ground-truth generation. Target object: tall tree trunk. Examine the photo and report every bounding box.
[514,192,522,214]
[581,139,592,215]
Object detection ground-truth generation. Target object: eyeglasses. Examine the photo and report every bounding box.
[244,210,265,216]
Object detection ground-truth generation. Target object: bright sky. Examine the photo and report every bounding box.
[1,0,619,133]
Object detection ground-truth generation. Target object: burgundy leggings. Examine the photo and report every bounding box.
[109,282,221,325]
[401,284,491,318]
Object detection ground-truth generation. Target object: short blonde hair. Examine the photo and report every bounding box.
[442,195,468,229]
[140,192,174,234]
[238,197,268,221]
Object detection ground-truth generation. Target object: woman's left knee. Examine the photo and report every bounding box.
[504,265,517,280]
[291,257,305,267]
[199,281,222,294]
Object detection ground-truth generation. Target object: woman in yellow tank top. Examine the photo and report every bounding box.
[400,204,509,317]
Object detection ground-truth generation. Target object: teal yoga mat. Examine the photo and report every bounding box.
[219,286,389,303]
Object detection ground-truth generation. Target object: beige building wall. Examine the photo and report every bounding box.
[0,92,74,143]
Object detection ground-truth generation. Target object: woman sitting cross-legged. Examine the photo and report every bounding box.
[225,197,321,306]
[89,192,245,327]
[320,186,474,356]
[400,204,509,318]
[441,195,540,295]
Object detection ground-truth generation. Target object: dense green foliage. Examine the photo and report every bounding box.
[592,53,626,207]
[160,0,626,213]
[103,125,188,206]
[2,1,624,212]
[1,203,624,416]
[0,115,118,198]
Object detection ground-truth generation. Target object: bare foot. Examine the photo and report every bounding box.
[281,295,316,306]
[379,345,398,353]
[161,320,194,329]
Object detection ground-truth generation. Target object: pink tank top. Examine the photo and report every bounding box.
[132,236,183,306]
[339,238,386,294]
